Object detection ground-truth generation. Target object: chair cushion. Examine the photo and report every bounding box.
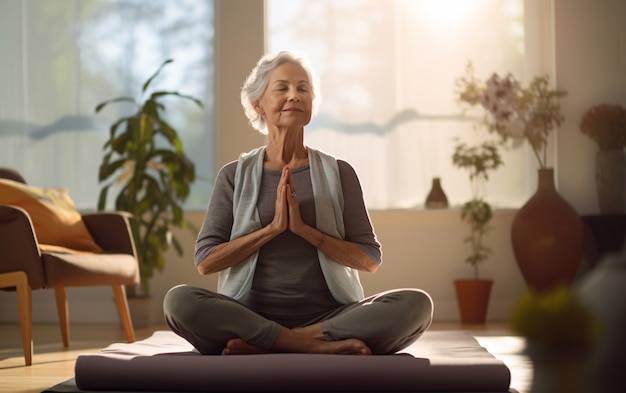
[0,179,102,252]
[42,252,139,287]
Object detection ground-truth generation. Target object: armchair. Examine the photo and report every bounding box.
[0,168,139,366]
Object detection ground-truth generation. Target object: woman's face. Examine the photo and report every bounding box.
[255,62,313,131]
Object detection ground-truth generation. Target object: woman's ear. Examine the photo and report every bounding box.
[253,101,264,115]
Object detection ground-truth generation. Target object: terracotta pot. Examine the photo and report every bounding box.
[511,168,584,292]
[454,279,492,324]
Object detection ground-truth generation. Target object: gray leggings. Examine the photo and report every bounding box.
[163,285,433,355]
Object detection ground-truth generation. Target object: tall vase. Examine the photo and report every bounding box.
[510,168,584,292]
[595,149,626,214]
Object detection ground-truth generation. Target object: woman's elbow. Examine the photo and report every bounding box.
[196,262,213,276]
[364,259,380,273]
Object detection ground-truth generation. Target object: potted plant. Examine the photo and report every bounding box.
[579,103,626,214]
[452,140,503,324]
[456,61,580,293]
[95,59,203,298]
[510,285,600,392]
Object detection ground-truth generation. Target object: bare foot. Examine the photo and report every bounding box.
[222,338,271,355]
[222,336,371,356]
[322,338,372,355]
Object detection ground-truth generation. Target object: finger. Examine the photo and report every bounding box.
[274,185,289,231]
[288,184,297,199]
[285,166,296,193]
[278,167,289,190]
[281,166,296,195]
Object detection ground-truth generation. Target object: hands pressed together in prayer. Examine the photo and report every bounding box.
[271,166,305,237]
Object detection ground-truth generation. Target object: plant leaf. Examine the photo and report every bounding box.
[98,157,126,182]
[97,185,111,211]
[95,97,135,113]
[150,91,204,108]
[142,59,174,93]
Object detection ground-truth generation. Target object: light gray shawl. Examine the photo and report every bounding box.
[217,146,364,304]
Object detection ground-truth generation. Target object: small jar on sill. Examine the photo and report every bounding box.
[425,177,449,209]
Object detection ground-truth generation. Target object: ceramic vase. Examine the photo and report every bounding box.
[595,149,626,214]
[425,177,448,209]
[510,168,584,292]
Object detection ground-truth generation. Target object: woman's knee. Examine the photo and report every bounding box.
[163,284,203,322]
[396,288,434,327]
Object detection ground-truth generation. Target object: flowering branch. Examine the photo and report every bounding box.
[456,62,567,168]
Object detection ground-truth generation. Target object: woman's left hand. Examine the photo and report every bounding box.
[280,167,379,272]
[282,166,305,234]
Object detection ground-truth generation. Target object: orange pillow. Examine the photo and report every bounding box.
[0,179,103,252]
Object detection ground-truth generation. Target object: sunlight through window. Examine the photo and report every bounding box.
[268,0,547,210]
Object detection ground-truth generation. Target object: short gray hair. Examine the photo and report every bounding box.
[241,51,321,134]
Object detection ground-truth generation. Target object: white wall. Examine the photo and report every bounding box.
[554,0,626,214]
[2,0,624,327]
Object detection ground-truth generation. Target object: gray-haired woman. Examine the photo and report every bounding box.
[164,51,433,356]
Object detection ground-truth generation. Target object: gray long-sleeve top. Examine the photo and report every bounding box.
[194,157,381,324]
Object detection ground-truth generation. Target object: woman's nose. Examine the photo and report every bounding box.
[288,88,301,101]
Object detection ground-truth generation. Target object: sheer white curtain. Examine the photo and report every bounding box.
[0,0,214,209]
[268,0,552,209]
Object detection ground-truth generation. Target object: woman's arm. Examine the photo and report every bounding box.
[292,224,380,272]
[288,160,381,273]
[196,224,278,275]
[195,162,291,275]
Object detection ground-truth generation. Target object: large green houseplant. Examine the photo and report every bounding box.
[452,140,503,323]
[95,59,203,295]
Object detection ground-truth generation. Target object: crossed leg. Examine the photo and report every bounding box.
[164,286,432,356]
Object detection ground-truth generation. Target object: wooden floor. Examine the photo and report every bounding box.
[0,322,531,393]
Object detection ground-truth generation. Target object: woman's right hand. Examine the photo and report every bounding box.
[196,166,290,276]
[271,166,291,234]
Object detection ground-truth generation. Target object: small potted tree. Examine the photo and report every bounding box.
[452,140,503,323]
[95,59,203,303]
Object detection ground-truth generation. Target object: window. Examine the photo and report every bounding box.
[268,0,550,209]
[0,0,214,209]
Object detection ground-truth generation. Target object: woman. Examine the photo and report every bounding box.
[163,51,433,356]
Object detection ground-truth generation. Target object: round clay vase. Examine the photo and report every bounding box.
[454,279,493,324]
[510,168,584,292]
[595,149,626,214]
